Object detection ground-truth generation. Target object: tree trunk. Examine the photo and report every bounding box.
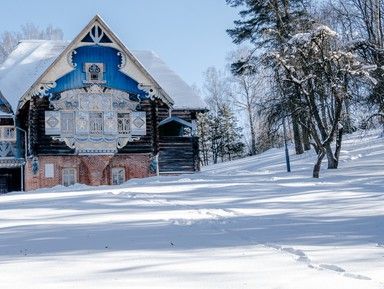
[301,123,311,151]
[291,114,304,155]
[325,143,338,169]
[313,149,326,178]
[343,97,354,133]
[248,109,257,155]
[334,125,344,168]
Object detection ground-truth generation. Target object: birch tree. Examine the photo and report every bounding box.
[227,47,269,155]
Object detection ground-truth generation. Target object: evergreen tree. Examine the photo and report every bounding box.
[197,112,211,166]
[226,0,311,155]
[217,103,244,161]
[226,0,309,71]
[197,105,244,165]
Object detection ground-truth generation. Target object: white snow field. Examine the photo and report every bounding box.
[1,131,383,289]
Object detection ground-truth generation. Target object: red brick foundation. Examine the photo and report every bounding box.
[25,153,153,191]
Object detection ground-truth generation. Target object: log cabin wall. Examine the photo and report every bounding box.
[158,109,201,174]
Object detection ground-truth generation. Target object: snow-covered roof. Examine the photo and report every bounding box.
[159,116,193,127]
[132,51,207,110]
[0,40,69,113]
[0,40,207,113]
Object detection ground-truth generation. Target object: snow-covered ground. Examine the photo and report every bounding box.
[1,130,383,288]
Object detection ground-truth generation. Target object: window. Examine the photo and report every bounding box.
[84,63,105,83]
[62,168,76,187]
[89,64,101,81]
[117,113,130,135]
[61,112,75,136]
[89,112,103,135]
[112,168,125,185]
[0,127,16,141]
[45,164,54,178]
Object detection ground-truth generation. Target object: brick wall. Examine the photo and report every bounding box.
[25,153,153,191]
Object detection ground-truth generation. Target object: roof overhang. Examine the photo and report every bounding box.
[158,116,192,128]
[0,158,25,168]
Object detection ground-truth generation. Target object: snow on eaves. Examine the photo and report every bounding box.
[0,40,207,113]
[0,40,69,113]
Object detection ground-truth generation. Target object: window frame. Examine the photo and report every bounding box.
[117,113,131,135]
[84,63,105,84]
[111,167,125,185]
[62,168,77,187]
[89,112,104,136]
[61,112,75,136]
[0,126,16,141]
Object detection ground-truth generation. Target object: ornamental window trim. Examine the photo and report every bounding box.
[0,126,16,142]
[117,113,131,135]
[89,112,104,135]
[84,63,105,84]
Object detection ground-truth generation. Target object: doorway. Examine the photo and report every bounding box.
[0,176,8,194]
[0,169,21,193]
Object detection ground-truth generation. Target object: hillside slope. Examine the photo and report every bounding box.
[0,130,383,288]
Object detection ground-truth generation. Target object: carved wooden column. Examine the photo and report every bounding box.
[151,99,160,155]
[29,96,39,156]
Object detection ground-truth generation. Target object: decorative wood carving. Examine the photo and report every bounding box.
[45,111,61,135]
[45,85,145,154]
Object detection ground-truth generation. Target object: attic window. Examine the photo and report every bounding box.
[84,63,105,84]
[89,64,100,80]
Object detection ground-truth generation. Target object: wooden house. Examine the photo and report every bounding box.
[0,16,207,192]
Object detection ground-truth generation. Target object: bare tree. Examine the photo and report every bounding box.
[325,0,384,121]
[227,47,270,155]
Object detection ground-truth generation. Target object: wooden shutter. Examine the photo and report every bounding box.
[76,111,89,134]
[104,112,117,135]
[131,111,146,136]
[45,111,61,135]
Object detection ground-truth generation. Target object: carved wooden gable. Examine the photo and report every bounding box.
[45,85,146,154]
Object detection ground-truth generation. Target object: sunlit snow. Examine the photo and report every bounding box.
[0,130,383,288]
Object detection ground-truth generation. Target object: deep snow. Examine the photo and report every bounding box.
[0,130,383,288]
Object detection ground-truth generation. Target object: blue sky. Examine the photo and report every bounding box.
[0,0,240,88]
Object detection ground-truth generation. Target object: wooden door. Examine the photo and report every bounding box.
[0,176,8,194]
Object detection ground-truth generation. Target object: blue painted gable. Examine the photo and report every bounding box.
[48,45,147,98]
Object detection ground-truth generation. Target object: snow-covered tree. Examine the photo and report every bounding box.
[196,112,211,166]
[217,103,245,161]
[323,0,384,125]
[273,25,376,177]
[227,47,270,155]
[197,67,245,165]
[227,0,313,155]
